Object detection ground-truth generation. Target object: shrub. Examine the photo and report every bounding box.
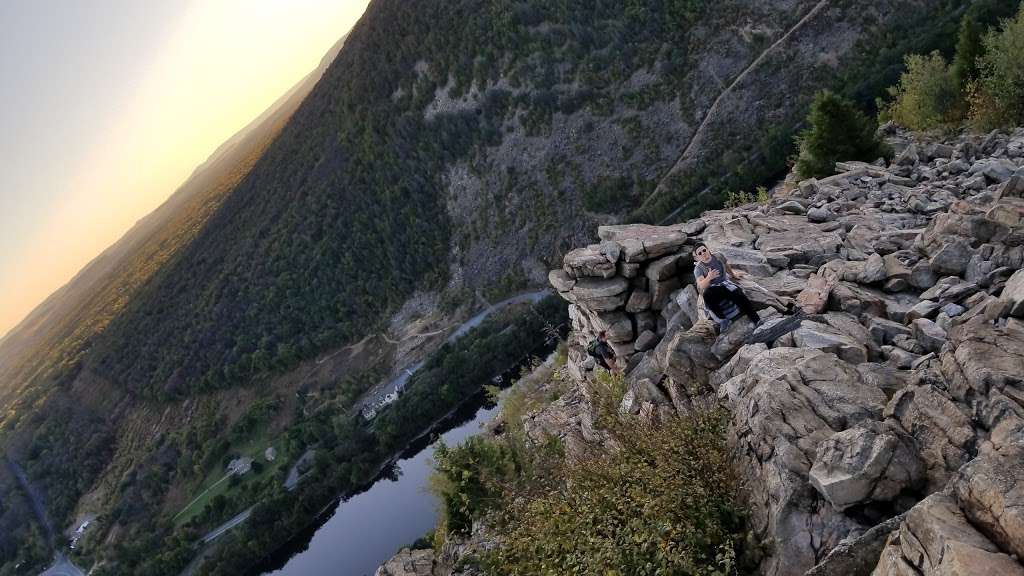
[485,406,743,576]
[970,5,1024,130]
[795,91,890,179]
[882,52,965,130]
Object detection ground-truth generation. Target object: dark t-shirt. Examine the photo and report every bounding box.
[694,254,729,287]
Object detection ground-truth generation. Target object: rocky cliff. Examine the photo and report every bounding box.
[382,126,1024,575]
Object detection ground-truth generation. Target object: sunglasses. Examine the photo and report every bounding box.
[695,248,709,255]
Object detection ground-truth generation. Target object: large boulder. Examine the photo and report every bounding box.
[793,320,869,364]
[718,348,887,576]
[953,442,1024,562]
[884,382,977,492]
[375,548,435,576]
[564,277,629,311]
[871,493,1024,576]
[563,245,617,279]
[1001,269,1024,317]
[809,422,924,511]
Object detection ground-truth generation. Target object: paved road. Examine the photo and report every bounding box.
[39,554,84,576]
[202,508,252,543]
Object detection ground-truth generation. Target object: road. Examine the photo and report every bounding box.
[202,508,252,544]
[39,554,84,576]
[354,289,551,413]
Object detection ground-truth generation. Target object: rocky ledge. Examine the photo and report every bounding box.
[538,127,1024,576]
[377,127,1024,575]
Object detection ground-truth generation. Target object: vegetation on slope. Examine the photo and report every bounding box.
[430,371,744,576]
[880,3,1024,131]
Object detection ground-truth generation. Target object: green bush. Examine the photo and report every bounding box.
[882,52,965,130]
[484,401,743,576]
[795,90,890,179]
[970,5,1024,130]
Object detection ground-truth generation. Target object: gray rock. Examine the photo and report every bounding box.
[1001,269,1024,317]
[595,311,633,342]
[645,253,682,281]
[940,302,965,318]
[375,548,435,576]
[680,218,706,235]
[793,320,869,364]
[871,493,1024,576]
[548,269,575,292]
[909,261,938,290]
[617,261,640,278]
[809,422,924,510]
[625,290,651,313]
[887,347,921,369]
[919,276,960,301]
[867,316,912,345]
[928,238,972,275]
[634,330,659,352]
[807,207,834,223]
[563,245,617,278]
[996,173,1024,199]
[953,443,1024,560]
[859,253,888,284]
[892,334,925,354]
[568,277,629,311]
[777,200,807,214]
[911,318,946,353]
[806,515,903,576]
[649,276,682,311]
[718,348,886,576]
[884,384,976,491]
[906,300,940,322]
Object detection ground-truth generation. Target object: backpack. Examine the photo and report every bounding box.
[586,338,612,359]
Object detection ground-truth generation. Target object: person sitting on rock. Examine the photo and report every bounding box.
[586,331,619,372]
[693,243,761,330]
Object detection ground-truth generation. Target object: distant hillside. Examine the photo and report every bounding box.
[0,34,347,407]
[0,32,346,572]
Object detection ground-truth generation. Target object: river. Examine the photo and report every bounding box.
[254,389,504,576]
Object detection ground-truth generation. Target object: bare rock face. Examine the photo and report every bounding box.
[871,493,1024,576]
[539,130,1024,576]
[953,442,1024,562]
[375,548,435,576]
[809,422,924,511]
[717,347,887,576]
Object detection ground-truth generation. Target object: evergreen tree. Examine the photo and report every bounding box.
[952,13,984,87]
[795,91,891,179]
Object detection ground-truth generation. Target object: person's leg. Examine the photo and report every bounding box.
[725,286,760,323]
[703,285,731,318]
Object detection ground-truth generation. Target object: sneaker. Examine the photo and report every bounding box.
[718,318,732,332]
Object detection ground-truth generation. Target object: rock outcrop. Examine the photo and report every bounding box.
[380,127,1024,576]
[541,127,1024,576]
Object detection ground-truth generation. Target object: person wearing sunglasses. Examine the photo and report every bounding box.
[692,243,761,330]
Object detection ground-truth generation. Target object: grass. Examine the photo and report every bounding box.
[172,433,290,528]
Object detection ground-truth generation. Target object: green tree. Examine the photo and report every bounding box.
[796,91,890,179]
[882,52,964,130]
[970,5,1024,130]
[953,13,984,87]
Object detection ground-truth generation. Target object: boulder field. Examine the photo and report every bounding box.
[379,128,1024,575]
[538,126,1024,576]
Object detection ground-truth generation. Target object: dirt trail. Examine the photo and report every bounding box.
[641,0,831,213]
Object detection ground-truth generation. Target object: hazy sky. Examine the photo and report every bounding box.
[0,0,371,338]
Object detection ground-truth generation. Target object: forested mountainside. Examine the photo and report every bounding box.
[0,34,345,573]
[1,0,1018,574]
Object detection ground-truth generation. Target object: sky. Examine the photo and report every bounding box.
[0,0,371,339]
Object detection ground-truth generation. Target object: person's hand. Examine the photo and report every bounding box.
[707,269,720,281]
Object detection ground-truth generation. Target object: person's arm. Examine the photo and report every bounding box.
[695,267,719,292]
